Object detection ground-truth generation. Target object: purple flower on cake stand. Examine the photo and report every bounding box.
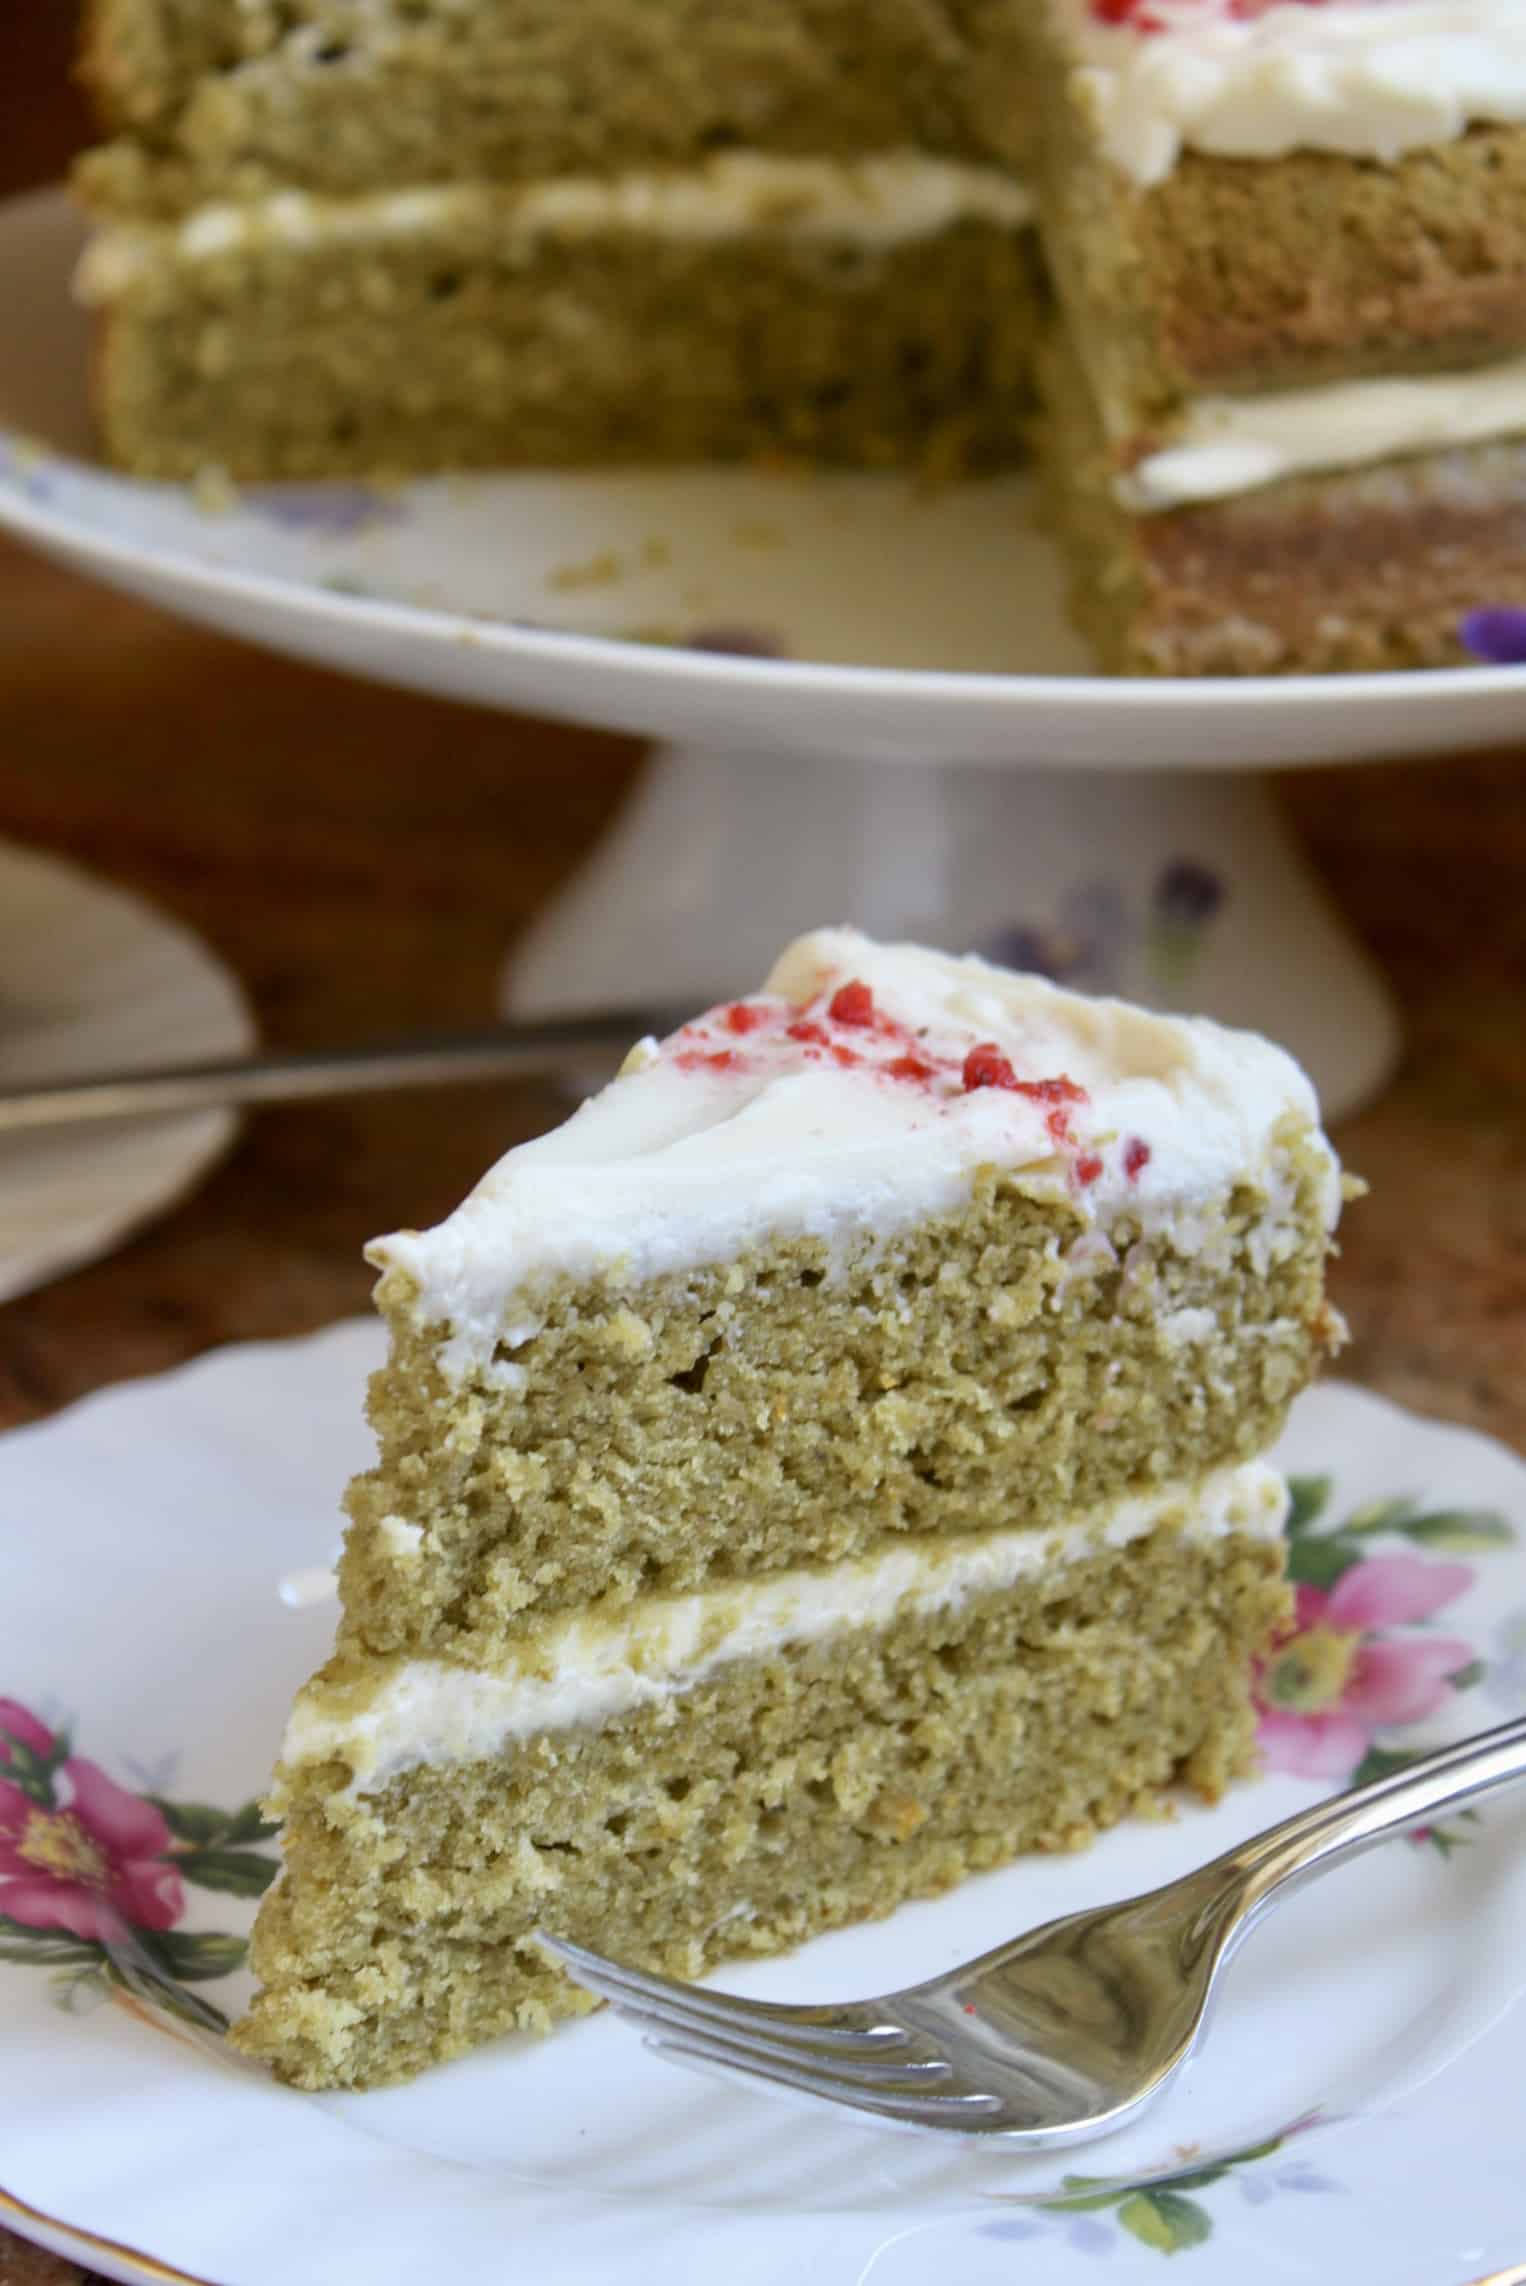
[981,862,1225,1000]
[1153,859,1224,932]
[1459,607,1526,665]
[1147,859,1226,992]
[980,878,1132,992]
[245,483,407,538]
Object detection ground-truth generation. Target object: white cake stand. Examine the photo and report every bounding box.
[6,185,1523,1117]
[503,741,1405,1116]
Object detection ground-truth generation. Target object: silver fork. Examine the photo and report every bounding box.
[540,1711,1526,2143]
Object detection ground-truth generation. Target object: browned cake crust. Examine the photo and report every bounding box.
[1042,346,1526,675]
[1031,61,1526,436]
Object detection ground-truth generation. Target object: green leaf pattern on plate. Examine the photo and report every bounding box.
[982,2117,1334,2259]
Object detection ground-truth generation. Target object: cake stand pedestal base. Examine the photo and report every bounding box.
[502,743,1399,1121]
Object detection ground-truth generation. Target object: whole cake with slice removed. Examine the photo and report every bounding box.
[234,929,1348,2089]
[74,1,1526,671]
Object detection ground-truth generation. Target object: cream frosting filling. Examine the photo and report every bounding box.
[1120,355,1526,510]
[282,1461,1289,1793]
[368,930,1338,1383]
[75,151,1033,301]
[1055,0,1526,185]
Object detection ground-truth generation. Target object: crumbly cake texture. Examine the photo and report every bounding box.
[84,216,1040,481]
[75,1,1040,482]
[343,1159,1329,1663]
[234,930,1344,2088]
[235,1523,1289,2090]
[1024,47,1526,427]
[1037,326,1526,675]
[1012,6,1526,673]
[80,0,992,201]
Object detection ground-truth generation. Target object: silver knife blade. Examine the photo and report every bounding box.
[0,1005,694,1134]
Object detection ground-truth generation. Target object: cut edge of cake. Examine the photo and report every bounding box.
[237,1465,1291,2090]
[72,161,1041,481]
[232,928,1347,2089]
[1019,1,1526,673]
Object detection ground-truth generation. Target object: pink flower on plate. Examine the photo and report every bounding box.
[0,1700,184,1943]
[1256,1555,1475,1781]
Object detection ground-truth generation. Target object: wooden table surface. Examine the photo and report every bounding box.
[1,14,1522,2283]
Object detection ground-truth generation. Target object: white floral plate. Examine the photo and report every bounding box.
[0,838,254,1302]
[2,1323,1524,2286]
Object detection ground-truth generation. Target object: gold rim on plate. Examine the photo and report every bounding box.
[0,2182,212,2286]
[5,2176,1525,2285]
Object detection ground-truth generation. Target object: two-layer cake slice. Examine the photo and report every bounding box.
[235,929,1345,2088]
[73,0,1040,478]
[1019,0,1526,673]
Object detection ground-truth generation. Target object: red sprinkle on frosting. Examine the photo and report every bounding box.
[1023,1075,1087,1108]
[1092,0,1325,27]
[1124,1136,1152,1181]
[672,983,1096,1171]
[1082,0,1169,26]
[887,1052,937,1084]
[962,1047,1088,1123]
[962,1042,1019,1093]
[828,979,876,1027]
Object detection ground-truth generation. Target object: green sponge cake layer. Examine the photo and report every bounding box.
[336,933,1340,1658]
[81,0,997,205]
[344,1152,1332,1668]
[79,171,1039,479]
[236,1489,1290,2089]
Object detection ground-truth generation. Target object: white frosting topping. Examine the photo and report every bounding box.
[75,151,1032,300]
[370,929,1337,1381]
[1055,0,1526,184]
[283,1461,1289,1791]
[1122,353,1526,508]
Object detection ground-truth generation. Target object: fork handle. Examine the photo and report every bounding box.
[1225,1711,1526,1928]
